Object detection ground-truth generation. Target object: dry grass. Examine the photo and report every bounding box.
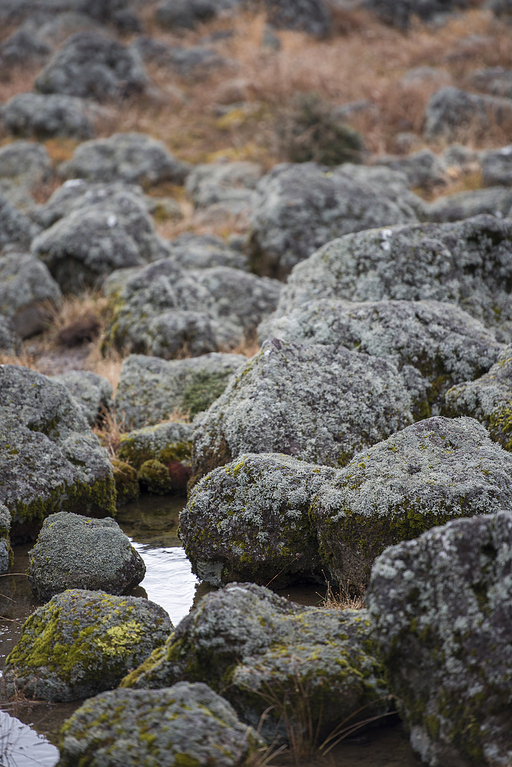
[320,581,365,611]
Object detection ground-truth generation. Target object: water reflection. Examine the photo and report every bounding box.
[0,711,59,767]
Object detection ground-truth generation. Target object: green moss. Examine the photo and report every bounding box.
[180,372,232,418]
[118,436,192,470]
[489,403,512,452]
[139,459,174,495]
[111,459,139,507]
[174,754,201,767]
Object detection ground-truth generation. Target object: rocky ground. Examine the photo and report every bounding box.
[3,0,512,765]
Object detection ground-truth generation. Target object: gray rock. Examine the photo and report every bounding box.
[191,338,413,482]
[488,0,512,17]
[0,194,40,250]
[35,31,148,101]
[0,140,52,210]
[313,416,512,585]
[28,512,145,600]
[0,316,20,354]
[0,251,62,338]
[0,504,12,575]
[77,0,139,24]
[468,67,512,98]
[59,131,189,186]
[116,352,245,429]
[52,370,113,425]
[3,93,96,140]
[123,583,388,744]
[58,682,264,767]
[262,0,332,37]
[0,28,52,68]
[367,511,512,767]
[247,162,420,279]
[259,299,502,418]
[3,589,171,701]
[185,161,262,212]
[481,145,512,186]
[362,0,469,28]
[372,149,447,190]
[440,142,479,173]
[0,365,116,534]
[155,0,217,29]
[272,216,512,343]
[181,453,337,587]
[425,186,512,223]
[424,86,512,141]
[133,36,226,77]
[168,233,248,270]
[118,420,194,468]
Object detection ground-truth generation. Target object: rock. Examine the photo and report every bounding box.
[111,459,140,507]
[488,0,512,18]
[191,338,413,482]
[59,132,189,186]
[168,233,249,270]
[181,453,337,587]
[467,67,512,99]
[122,582,388,743]
[424,86,512,142]
[362,0,469,28]
[0,504,13,575]
[0,140,53,209]
[263,0,332,37]
[247,162,420,279]
[3,589,171,701]
[118,420,193,469]
[0,365,116,538]
[133,36,226,77]
[58,682,264,767]
[28,511,145,600]
[0,315,20,355]
[185,160,262,211]
[259,299,503,418]
[481,146,512,186]
[313,416,512,586]
[0,28,52,68]
[425,187,512,223]
[272,216,512,343]
[367,511,512,767]
[52,370,113,426]
[116,352,245,429]
[372,149,447,190]
[0,251,62,339]
[441,142,479,173]
[155,0,217,29]
[0,194,41,250]
[3,93,96,140]
[35,31,148,101]
[77,0,138,24]
[31,188,169,293]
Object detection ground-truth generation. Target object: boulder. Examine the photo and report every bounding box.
[488,0,512,18]
[481,146,512,186]
[34,31,148,101]
[247,162,420,279]
[181,453,337,587]
[133,36,226,77]
[118,420,193,468]
[0,504,12,575]
[76,0,139,24]
[272,216,512,343]
[0,365,116,538]
[313,416,512,585]
[185,161,263,211]
[372,149,447,190]
[263,0,332,37]
[425,187,512,223]
[0,140,52,209]
[3,589,171,701]
[28,512,145,600]
[155,0,217,29]
[467,68,512,99]
[0,251,62,338]
[0,28,52,68]
[424,86,512,142]
[115,352,245,429]
[259,299,502,418]
[367,511,512,767]
[111,459,140,507]
[59,132,189,186]
[362,0,469,28]
[0,194,40,250]
[58,682,264,767]
[3,93,96,140]
[168,233,249,270]
[122,583,388,743]
[52,370,113,425]
[0,315,20,354]
[191,338,413,482]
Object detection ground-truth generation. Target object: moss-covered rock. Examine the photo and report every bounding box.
[118,421,194,469]
[367,511,512,767]
[313,416,512,587]
[139,459,174,495]
[3,589,172,702]
[111,459,140,507]
[122,582,389,744]
[58,682,265,767]
[52,370,113,427]
[0,502,13,574]
[28,512,145,601]
[0,365,116,539]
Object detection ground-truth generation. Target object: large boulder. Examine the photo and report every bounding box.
[185,161,263,211]
[58,682,264,767]
[168,233,249,270]
[34,32,148,101]
[313,416,512,585]
[191,338,413,482]
[0,28,52,69]
[3,93,97,140]
[0,194,40,250]
[3,589,171,701]
[424,86,512,142]
[122,583,388,743]
[0,140,52,209]
[367,511,512,767]
[52,370,113,426]
[259,299,503,418]
[262,0,332,37]
[372,149,448,191]
[481,146,512,187]
[115,352,246,429]
[28,512,145,601]
[118,420,193,468]
[272,216,512,343]
[59,132,189,187]
[0,504,12,575]
[0,365,116,538]
[362,0,470,28]
[425,186,512,223]
[247,162,421,279]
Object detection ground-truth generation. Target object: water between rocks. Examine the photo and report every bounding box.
[0,494,420,767]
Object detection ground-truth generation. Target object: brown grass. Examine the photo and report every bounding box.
[320,580,365,611]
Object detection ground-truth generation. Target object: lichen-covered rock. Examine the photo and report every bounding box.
[0,251,62,339]
[313,416,512,586]
[0,193,40,250]
[122,583,388,743]
[259,299,503,418]
[263,0,332,37]
[185,161,263,211]
[3,92,96,140]
[3,589,171,702]
[0,315,20,355]
[273,215,512,343]
[481,146,512,187]
[133,37,226,78]
[0,503,13,575]
[181,453,337,587]
[116,353,245,429]
[59,132,189,187]
[28,512,145,601]
[111,459,140,507]
[58,682,264,767]
[192,338,413,482]
[52,371,113,426]
[0,28,52,69]
[118,420,193,469]
[0,140,53,209]
[155,0,217,29]
[0,365,116,536]
[425,186,512,223]
[424,86,512,142]
[372,149,447,190]
[367,511,512,767]
[168,233,248,270]
[248,162,420,279]
[362,0,467,28]
[35,32,148,102]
